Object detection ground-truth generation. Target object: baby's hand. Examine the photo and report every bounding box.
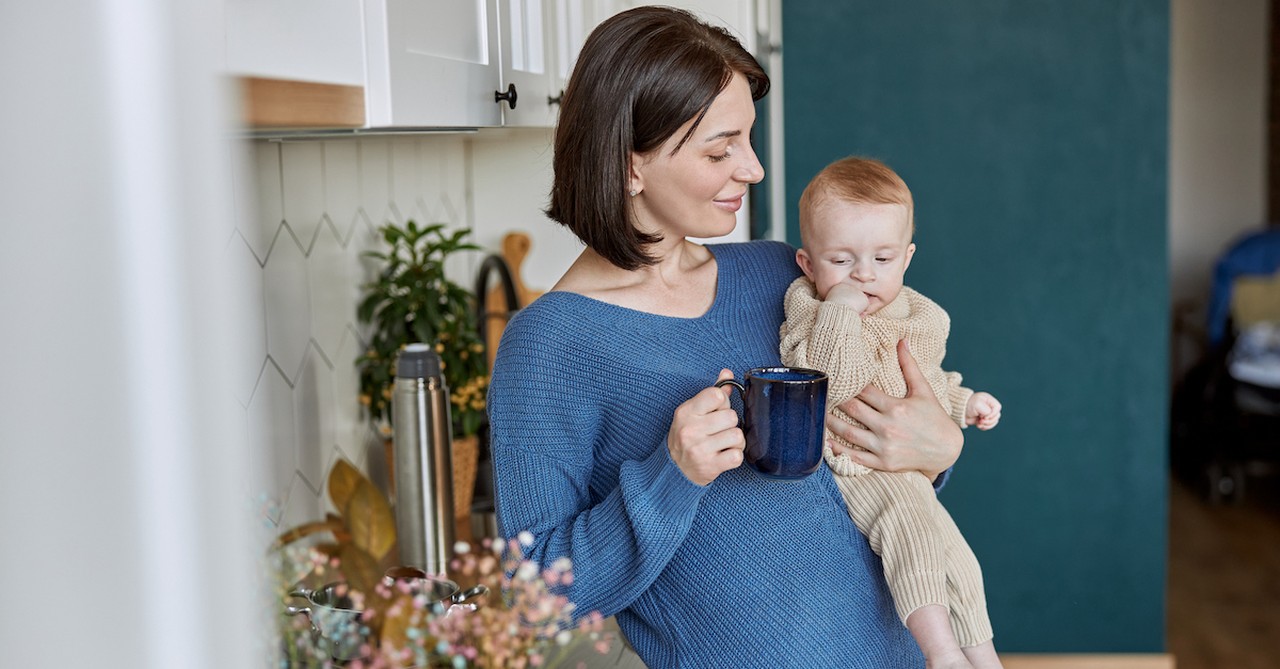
[825,283,870,314]
[965,392,1001,430]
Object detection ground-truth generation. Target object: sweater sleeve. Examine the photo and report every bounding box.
[779,278,879,406]
[488,308,707,620]
[944,371,974,429]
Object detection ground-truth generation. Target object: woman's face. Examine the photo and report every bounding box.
[629,72,764,241]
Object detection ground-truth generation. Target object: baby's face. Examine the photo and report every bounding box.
[797,200,915,315]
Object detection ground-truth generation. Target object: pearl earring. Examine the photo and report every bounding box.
[629,189,638,197]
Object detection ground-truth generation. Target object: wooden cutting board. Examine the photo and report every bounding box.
[484,232,543,371]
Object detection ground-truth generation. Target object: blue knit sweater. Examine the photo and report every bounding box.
[489,241,925,668]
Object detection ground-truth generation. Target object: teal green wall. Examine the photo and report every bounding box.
[782,1,1169,652]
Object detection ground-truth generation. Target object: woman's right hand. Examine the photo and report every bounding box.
[827,340,963,481]
[667,369,746,486]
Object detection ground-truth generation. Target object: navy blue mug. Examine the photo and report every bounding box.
[716,367,829,481]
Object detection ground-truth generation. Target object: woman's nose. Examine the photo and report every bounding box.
[735,143,764,184]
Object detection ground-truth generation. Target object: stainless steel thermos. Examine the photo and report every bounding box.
[391,343,455,575]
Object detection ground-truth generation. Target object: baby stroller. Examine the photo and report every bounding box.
[1171,228,1280,503]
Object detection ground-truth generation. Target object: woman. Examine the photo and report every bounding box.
[488,7,963,668]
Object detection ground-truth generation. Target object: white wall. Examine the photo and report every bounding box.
[1169,0,1269,308]
[1,2,260,667]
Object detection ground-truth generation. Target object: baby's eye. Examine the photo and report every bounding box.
[831,258,851,265]
[876,256,892,263]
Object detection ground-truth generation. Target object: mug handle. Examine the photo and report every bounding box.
[714,378,745,428]
[714,378,744,395]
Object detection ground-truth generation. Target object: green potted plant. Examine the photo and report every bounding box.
[356,220,489,534]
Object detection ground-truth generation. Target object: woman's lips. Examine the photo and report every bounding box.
[715,194,745,212]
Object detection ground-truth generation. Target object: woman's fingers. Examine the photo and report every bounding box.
[897,339,940,402]
[841,391,888,440]
[852,380,891,414]
[826,405,876,451]
[668,369,746,485]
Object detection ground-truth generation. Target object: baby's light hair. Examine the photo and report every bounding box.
[799,157,914,240]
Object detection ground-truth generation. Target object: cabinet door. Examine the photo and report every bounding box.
[365,0,504,128]
[498,0,558,127]
[224,0,365,86]
[549,0,631,103]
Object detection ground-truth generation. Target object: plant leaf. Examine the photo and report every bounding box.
[378,591,420,654]
[328,459,363,512]
[346,477,397,561]
[271,518,345,550]
[338,543,383,596]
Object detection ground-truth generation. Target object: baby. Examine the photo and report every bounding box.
[780,156,1003,669]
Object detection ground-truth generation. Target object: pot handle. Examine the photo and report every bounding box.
[284,587,313,617]
[450,584,490,609]
[452,583,489,604]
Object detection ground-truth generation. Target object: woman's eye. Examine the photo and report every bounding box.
[708,152,731,163]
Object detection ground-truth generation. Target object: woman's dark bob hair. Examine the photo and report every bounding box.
[545,6,770,270]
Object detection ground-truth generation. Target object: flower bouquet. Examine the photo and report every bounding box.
[272,462,613,668]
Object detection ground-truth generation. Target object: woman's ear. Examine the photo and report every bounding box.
[628,152,645,197]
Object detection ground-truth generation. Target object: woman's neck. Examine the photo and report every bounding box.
[553,239,719,318]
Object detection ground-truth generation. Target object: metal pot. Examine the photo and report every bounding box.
[285,573,488,661]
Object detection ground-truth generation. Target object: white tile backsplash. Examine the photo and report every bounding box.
[263,226,313,382]
[359,138,394,224]
[308,219,360,360]
[236,133,478,526]
[294,346,335,494]
[281,142,327,252]
[248,357,300,504]
[322,140,362,234]
[246,142,283,262]
[228,232,268,407]
[331,327,371,460]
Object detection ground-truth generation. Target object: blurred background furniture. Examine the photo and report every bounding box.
[1171,228,1280,503]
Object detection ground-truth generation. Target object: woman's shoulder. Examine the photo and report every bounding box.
[710,240,802,295]
[498,291,593,349]
[709,239,797,269]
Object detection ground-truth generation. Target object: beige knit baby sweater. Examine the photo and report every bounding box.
[779,277,973,476]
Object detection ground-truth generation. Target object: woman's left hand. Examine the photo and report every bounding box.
[826,339,963,481]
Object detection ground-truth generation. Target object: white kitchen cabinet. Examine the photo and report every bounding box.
[548,1,628,103]
[549,1,757,95]
[226,0,757,131]
[224,0,366,87]
[365,0,504,128]
[498,0,558,127]
[458,0,749,128]
[225,0,368,128]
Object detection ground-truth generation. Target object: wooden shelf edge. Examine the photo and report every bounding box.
[238,76,365,130]
[1001,654,1175,669]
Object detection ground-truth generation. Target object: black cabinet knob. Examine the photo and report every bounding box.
[494,83,518,110]
[548,90,564,106]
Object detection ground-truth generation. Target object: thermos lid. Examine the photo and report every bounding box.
[396,343,442,380]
